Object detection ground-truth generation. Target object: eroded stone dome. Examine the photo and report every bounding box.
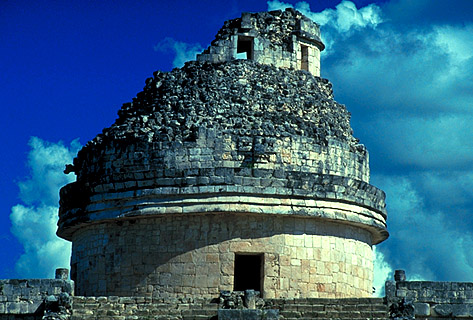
[70,60,359,180]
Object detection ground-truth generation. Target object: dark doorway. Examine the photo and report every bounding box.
[233,254,263,293]
[237,36,254,60]
[301,44,309,71]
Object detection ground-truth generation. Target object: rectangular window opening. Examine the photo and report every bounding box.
[301,44,309,71]
[237,36,254,60]
[71,263,77,282]
[71,262,78,293]
[234,253,263,294]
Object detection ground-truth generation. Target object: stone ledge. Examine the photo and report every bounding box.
[58,191,388,243]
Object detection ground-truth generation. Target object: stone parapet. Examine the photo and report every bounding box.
[0,277,73,316]
[386,270,473,319]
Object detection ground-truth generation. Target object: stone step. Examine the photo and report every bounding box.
[278,302,388,319]
[181,308,218,317]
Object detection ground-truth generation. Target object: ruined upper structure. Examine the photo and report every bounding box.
[197,9,325,76]
[58,9,388,300]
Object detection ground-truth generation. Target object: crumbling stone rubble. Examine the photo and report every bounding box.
[69,59,357,179]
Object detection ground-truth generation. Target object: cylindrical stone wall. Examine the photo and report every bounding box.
[71,213,374,299]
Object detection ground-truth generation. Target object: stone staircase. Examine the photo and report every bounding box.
[273,297,388,320]
[70,296,389,320]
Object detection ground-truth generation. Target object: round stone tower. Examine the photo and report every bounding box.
[58,8,388,300]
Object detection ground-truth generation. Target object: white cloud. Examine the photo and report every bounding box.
[11,205,72,278]
[325,24,473,116]
[434,25,473,64]
[373,246,393,297]
[299,1,382,33]
[267,0,382,52]
[10,137,80,278]
[372,174,473,282]
[154,37,203,68]
[321,6,473,284]
[267,0,292,11]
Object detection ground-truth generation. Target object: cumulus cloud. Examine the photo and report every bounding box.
[372,174,473,282]
[318,0,473,284]
[267,0,382,52]
[154,37,203,68]
[10,137,80,278]
[325,25,473,117]
[373,246,393,297]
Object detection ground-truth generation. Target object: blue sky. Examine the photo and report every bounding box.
[1,0,473,295]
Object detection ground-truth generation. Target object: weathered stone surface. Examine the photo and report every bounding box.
[197,9,324,76]
[70,214,375,299]
[433,303,453,316]
[386,272,473,319]
[414,302,430,316]
[218,308,279,320]
[0,276,73,318]
[68,59,359,179]
[433,303,473,317]
[57,7,387,302]
[57,55,391,251]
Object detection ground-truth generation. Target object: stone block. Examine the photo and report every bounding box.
[6,302,21,314]
[433,303,473,317]
[414,302,430,316]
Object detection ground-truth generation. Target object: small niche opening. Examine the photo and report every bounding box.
[237,36,254,60]
[234,253,263,294]
[70,262,78,293]
[70,263,77,282]
[301,44,309,71]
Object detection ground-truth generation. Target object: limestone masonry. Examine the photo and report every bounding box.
[197,10,324,76]
[58,7,387,300]
[2,8,473,320]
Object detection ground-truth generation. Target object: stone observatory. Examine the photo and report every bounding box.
[58,8,388,300]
